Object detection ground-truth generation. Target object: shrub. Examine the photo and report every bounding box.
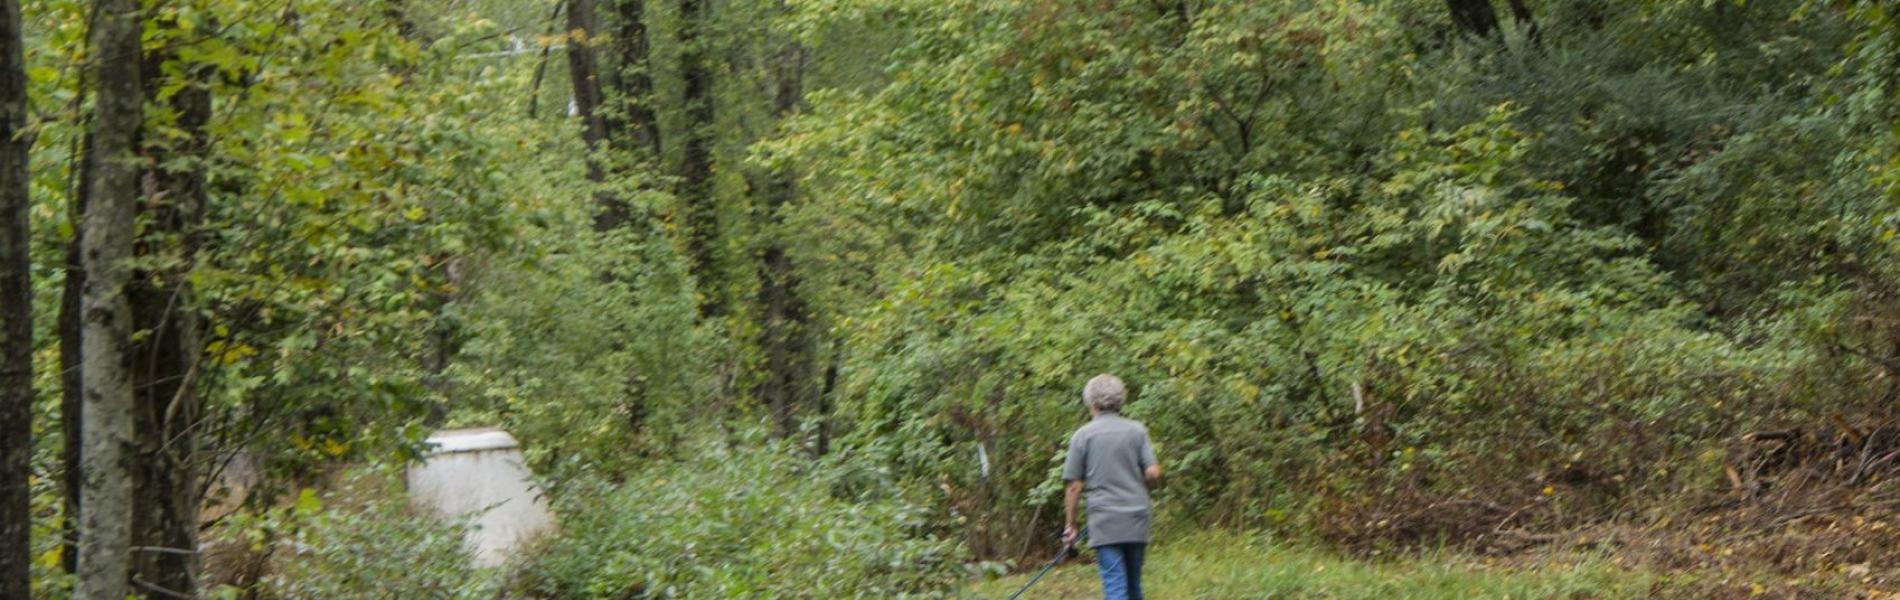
[201,470,497,599]
[511,437,963,599]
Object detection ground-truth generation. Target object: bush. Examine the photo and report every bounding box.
[450,224,717,483]
[201,470,497,599]
[511,437,964,599]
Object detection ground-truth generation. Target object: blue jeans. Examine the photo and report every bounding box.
[1094,543,1146,600]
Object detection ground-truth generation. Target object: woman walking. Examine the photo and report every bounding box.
[1062,374,1162,600]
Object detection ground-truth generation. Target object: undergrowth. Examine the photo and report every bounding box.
[509,438,965,598]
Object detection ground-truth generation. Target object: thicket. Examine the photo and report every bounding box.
[776,0,1900,560]
[511,440,962,598]
[201,471,499,599]
[12,0,1900,596]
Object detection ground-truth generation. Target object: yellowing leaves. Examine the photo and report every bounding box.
[320,438,350,457]
[206,340,258,365]
[294,488,323,517]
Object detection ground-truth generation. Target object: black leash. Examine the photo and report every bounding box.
[1005,531,1084,600]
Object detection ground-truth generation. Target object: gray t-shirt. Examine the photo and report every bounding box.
[1062,414,1158,547]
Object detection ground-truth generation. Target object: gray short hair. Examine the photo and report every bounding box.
[1082,374,1127,413]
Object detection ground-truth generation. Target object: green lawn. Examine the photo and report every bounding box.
[962,530,1651,600]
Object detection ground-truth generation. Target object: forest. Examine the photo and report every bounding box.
[5,0,1900,598]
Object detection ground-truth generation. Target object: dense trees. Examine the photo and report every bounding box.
[772,0,1900,561]
[11,0,1900,595]
[20,0,573,593]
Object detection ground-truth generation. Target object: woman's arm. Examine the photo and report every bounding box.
[1063,480,1084,543]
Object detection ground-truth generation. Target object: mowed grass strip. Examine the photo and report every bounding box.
[963,530,1650,600]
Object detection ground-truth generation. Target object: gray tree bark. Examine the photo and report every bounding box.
[76,0,143,595]
[0,0,31,592]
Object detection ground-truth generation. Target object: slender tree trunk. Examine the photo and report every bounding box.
[815,354,837,454]
[677,0,720,318]
[595,0,662,432]
[566,0,628,234]
[607,0,661,160]
[1445,0,1501,39]
[58,135,89,576]
[126,51,211,596]
[526,2,566,119]
[755,244,811,433]
[76,0,143,595]
[754,41,813,436]
[0,0,32,592]
[1504,0,1540,46]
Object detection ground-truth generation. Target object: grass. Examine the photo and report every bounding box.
[961,530,1652,599]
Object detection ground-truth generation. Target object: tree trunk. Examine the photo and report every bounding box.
[1504,0,1540,46]
[753,41,813,436]
[607,0,661,160]
[595,0,663,431]
[677,0,720,318]
[76,0,143,596]
[1445,0,1501,39]
[126,48,211,596]
[816,355,837,454]
[567,0,629,234]
[0,0,31,592]
[58,134,88,576]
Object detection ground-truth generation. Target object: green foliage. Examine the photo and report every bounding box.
[203,471,497,600]
[185,0,558,470]
[776,0,1898,557]
[16,0,1900,593]
[26,382,69,598]
[449,226,713,480]
[513,438,964,599]
[20,0,585,477]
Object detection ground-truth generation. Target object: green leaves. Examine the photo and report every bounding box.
[764,0,1900,557]
[516,441,962,598]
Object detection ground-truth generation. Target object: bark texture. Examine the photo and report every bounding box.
[76,0,144,595]
[0,0,30,592]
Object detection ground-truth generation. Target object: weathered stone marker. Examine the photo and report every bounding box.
[406,428,555,568]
